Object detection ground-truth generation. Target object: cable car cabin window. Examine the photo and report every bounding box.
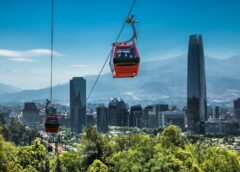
[116,48,136,59]
[113,47,139,65]
[46,119,59,125]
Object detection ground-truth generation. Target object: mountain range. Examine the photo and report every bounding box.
[0,83,21,95]
[0,55,240,105]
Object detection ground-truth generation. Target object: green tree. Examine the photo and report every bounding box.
[88,159,108,172]
[147,144,202,172]
[0,134,17,171]
[78,127,113,170]
[113,133,155,165]
[200,147,240,172]
[159,125,187,148]
[16,140,47,171]
[22,165,38,172]
[60,152,81,172]
[107,149,144,172]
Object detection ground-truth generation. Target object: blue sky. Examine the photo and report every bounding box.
[0,0,240,89]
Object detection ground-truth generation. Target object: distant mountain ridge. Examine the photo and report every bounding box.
[0,55,240,104]
[0,83,21,95]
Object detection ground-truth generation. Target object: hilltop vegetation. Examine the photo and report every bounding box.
[1,119,240,172]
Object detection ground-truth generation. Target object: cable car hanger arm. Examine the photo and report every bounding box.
[115,15,138,45]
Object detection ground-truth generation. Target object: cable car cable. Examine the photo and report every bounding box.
[50,0,54,102]
[86,0,137,102]
[45,0,60,136]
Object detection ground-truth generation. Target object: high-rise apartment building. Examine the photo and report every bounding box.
[108,98,128,126]
[129,105,142,127]
[22,102,39,124]
[97,106,108,133]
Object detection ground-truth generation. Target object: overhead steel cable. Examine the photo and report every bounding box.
[86,0,137,103]
[50,0,54,102]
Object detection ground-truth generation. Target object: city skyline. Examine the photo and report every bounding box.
[0,0,240,89]
[1,1,240,171]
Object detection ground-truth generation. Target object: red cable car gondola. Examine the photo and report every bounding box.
[110,15,140,78]
[44,99,60,133]
[110,43,140,78]
[45,115,60,133]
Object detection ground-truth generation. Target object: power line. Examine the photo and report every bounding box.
[86,0,137,103]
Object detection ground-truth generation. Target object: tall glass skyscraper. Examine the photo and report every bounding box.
[70,77,86,133]
[187,34,207,133]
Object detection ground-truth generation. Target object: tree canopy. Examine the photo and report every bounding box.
[1,124,240,171]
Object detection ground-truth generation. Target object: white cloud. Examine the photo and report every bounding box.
[69,64,88,68]
[8,57,36,62]
[0,49,20,57]
[27,49,62,56]
[0,49,62,62]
